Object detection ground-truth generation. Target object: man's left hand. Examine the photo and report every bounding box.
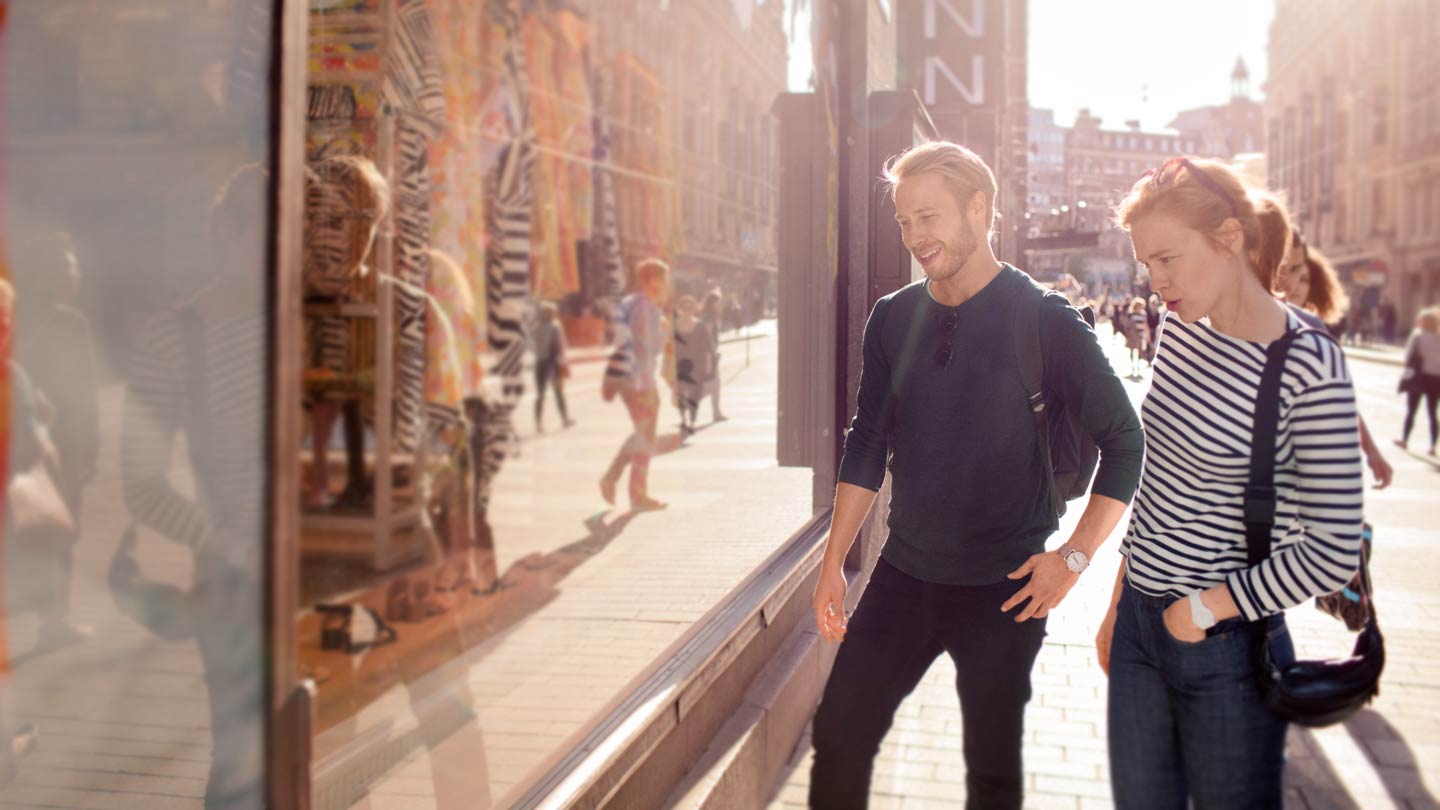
[1002,552,1079,622]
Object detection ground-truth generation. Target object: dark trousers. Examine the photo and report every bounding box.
[1401,374,1440,448]
[809,558,1047,810]
[1107,581,1293,810]
[534,359,568,422]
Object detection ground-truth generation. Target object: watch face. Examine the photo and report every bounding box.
[1065,551,1088,573]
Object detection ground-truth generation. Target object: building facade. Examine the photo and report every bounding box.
[1267,0,1440,330]
[1168,58,1266,162]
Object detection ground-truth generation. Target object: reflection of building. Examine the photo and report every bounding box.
[1027,108,1067,221]
[1066,109,1200,260]
[1267,0,1440,329]
[1168,59,1265,161]
[595,0,787,308]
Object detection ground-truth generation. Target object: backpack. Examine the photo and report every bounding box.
[1012,280,1100,521]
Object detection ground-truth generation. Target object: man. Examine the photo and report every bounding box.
[808,142,1144,809]
[600,258,672,511]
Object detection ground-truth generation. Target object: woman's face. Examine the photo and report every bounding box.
[1274,240,1308,301]
[1128,212,1240,324]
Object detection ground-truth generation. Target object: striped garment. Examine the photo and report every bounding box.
[121,308,265,579]
[1122,309,1366,621]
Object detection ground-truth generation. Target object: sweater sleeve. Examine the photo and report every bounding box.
[1039,294,1145,504]
[837,297,893,491]
[1227,337,1366,621]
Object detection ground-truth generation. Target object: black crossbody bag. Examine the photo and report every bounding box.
[1245,327,1385,728]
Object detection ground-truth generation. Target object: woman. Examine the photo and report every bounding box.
[672,294,710,437]
[1265,215,1394,487]
[1396,307,1440,456]
[599,259,671,511]
[700,288,726,422]
[530,301,572,433]
[1125,297,1149,378]
[1097,157,1365,809]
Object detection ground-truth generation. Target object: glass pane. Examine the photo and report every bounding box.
[296,1,813,806]
[1,1,275,807]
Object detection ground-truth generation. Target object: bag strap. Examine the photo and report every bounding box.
[1012,283,1059,517]
[1246,327,1377,636]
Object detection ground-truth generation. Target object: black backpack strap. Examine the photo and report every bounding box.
[1012,283,1059,516]
[1246,326,1361,672]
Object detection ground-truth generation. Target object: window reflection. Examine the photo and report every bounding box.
[2,1,272,807]
[300,1,805,807]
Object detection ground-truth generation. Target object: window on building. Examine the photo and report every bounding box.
[1374,87,1389,145]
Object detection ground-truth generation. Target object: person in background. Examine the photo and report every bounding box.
[599,259,671,511]
[672,294,709,438]
[700,288,726,422]
[11,232,99,646]
[530,301,572,433]
[1396,307,1440,457]
[1267,216,1394,488]
[1125,297,1150,378]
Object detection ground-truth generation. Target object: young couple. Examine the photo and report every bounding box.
[808,142,1366,810]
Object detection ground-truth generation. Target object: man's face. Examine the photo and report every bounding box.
[894,172,981,284]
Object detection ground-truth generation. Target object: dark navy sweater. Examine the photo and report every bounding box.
[838,265,1145,585]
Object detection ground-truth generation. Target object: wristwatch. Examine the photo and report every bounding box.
[1188,591,1217,631]
[1057,543,1089,574]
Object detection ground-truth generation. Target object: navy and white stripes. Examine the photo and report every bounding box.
[1123,310,1366,621]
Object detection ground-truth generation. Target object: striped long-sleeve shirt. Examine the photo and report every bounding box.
[1122,309,1365,621]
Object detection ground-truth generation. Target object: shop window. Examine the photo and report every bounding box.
[292,2,813,807]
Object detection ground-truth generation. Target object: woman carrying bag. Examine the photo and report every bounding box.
[1395,307,1440,457]
[1096,158,1367,809]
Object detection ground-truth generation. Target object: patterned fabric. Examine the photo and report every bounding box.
[590,64,625,324]
[424,251,482,428]
[380,0,446,453]
[484,0,537,405]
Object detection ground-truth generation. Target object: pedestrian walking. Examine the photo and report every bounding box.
[700,288,726,422]
[808,141,1144,810]
[1125,298,1149,378]
[1098,157,1366,809]
[1395,307,1440,457]
[672,295,710,437]
[530,301,573,433]
[599,259,672,511]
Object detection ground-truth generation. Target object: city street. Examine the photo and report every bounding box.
[768,322,1440,810]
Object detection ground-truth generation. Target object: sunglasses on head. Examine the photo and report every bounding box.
[934,310,958,369]
[1141,157,1240,219]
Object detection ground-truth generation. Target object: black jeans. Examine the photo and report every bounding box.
[809,558,1047,810]
[1401,373,1440,448]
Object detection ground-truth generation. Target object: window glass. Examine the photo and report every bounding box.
[2,2,274,806]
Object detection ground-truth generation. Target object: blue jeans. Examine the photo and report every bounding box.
[1108,580,1294,810]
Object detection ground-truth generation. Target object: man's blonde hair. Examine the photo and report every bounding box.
[882,141,998,235]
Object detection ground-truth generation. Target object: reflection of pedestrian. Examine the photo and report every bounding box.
[672,295,709,436]
[11,233,98,645]
[118,165,267,809]
[530,301,572,432]
[1381,301,1398,344]
[700,289,726,422]
[1396,307,1440,457]
[600,259,670,511]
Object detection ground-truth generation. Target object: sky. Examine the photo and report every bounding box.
[784,0,1277,133]
[1029,0,1276,131]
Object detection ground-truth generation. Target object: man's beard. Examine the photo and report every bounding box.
[924,226,978,283]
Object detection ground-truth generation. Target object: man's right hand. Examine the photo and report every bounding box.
[813,564,849,643]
